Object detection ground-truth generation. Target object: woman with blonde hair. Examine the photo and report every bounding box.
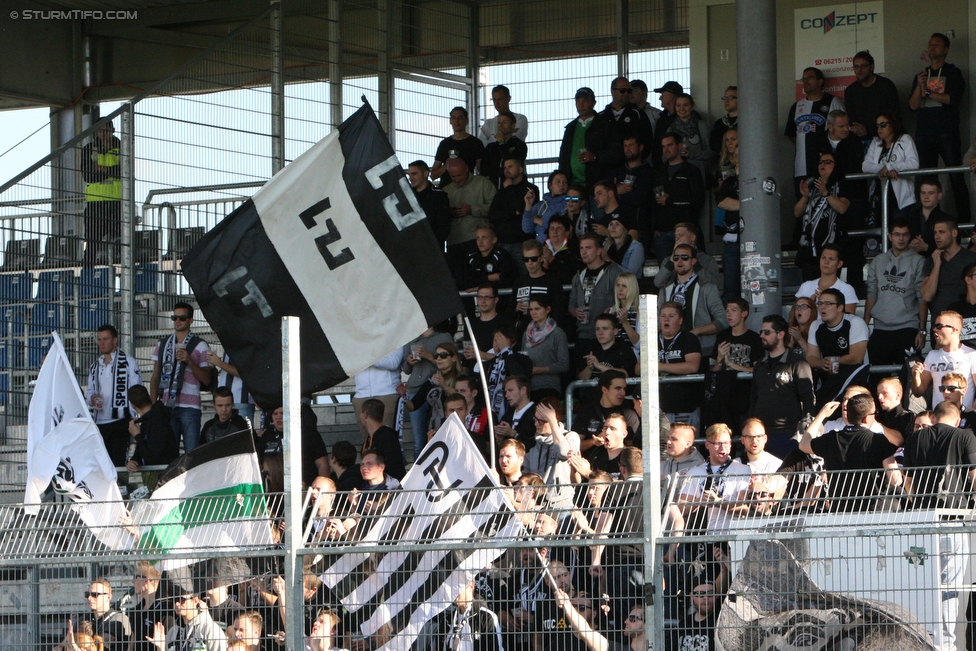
[609,272,640,352]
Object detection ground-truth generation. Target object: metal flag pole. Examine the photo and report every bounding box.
[463,315,496,464]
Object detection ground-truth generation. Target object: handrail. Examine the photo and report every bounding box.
[839,164,973,252]
[141,181,267,208]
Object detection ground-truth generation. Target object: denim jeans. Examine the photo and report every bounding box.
[407,392,431,461]
[235,403,255,424]
[169,405,202,452]
[654,231,676,265]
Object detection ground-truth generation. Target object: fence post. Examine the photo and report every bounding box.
[640,293,665,650]
[881,177,890,252]
[120,105,135,347]
[282,316,305,651]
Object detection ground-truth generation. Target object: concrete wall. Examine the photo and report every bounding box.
[691,0,974,238]
[0,0,78,109]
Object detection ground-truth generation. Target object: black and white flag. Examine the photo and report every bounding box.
[321,414,522,651]
[182,104,462,406]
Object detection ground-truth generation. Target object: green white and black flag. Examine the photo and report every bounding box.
[181,103,462,407]
[131,429,272,570]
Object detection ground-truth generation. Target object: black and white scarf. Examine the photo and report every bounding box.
[487,348,511,418]
[88,350,131,420]
[158,332,195,402]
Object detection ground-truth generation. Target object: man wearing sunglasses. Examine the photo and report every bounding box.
[927,372,976,431]
[600,77,653,163]
[512,238,567,333]
[83,578,131,650]
[660,243,727,362]
[150,302,213,452]
[911,310,976,409]
[750,315,815,458]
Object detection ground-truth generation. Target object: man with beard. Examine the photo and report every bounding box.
[750,314,816,458]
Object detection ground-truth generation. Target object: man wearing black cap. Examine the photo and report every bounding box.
[558,87,623,194]
[652,80,683,165]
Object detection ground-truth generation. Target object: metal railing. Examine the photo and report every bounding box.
[844,164,974,251]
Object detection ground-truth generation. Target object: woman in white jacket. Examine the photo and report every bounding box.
[862,111,919,217]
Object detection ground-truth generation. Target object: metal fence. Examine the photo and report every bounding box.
[4,464,976,651]
[656,466,976,651]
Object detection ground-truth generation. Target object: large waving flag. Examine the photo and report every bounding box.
[181,103,463,407]
[321,414,523,651]
[24,333,130,550]
[130,429,273,571]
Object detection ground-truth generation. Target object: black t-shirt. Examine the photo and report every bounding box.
[809,424,894,512]
[301,403,329,486]
[659,331,702,414]
[128,599,170,651]
[586,339,638,379]
[435,134,485,173]
[470,313,513,357]
[512,272,569,333]
[946,299,976,348]
[714,328,763,369]
[574,402,641,443]
[877,405,915,441]
[534,594,587,651]
[365,425,406,481]
[900,423,976,508]
[584,445,623,477]
[676,608,718,651]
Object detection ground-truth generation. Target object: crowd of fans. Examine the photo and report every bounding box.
[66,34,976,651]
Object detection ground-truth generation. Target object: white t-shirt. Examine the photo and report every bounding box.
[823,417,883,434]
[679,459,752,534]
[807,314,870,364]
[479,112,529,145]
[742,451,783,476]
[796,278,858,306]
[924,345,976,408]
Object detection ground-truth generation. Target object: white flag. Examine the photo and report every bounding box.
[321,413,523,651]
[23,333,130,550]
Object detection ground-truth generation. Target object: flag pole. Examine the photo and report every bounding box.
[463,316,496,465]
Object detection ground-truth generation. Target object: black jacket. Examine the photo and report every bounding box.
[558,113,623,193]
[132,401,179,467]
[653,161,705,233]
[414,183,452,248]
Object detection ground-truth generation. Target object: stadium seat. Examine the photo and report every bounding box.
[0,271,32,304]
[165,226,206,260]
[36,270,75,301]
[30,302,61,335]
[79,266,114,299]
[41,235,85,268]
[27,334,54,368]
[135,263,159,294]
[78,297,112,332]
[0,304,29,337]
[1,238,41,271]
[135,229,161,264]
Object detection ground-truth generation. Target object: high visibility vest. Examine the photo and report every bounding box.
[85,148,121,202]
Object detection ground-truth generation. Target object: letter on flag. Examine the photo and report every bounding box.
[24,332,131,550]
[320,414,524,651]
[181,104,463,407]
